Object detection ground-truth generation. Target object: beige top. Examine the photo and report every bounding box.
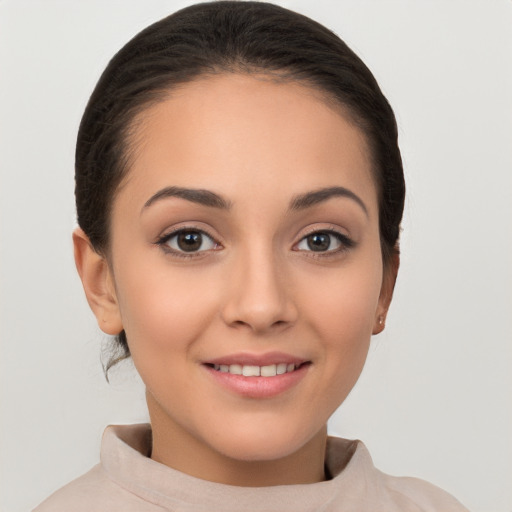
[34,424,469,511]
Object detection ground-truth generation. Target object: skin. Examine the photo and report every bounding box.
[74,73,397,487]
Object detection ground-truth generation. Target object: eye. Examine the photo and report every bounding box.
[295,230,353,253]
[158,229,219,254]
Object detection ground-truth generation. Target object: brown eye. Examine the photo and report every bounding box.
[295,230,354,254]
[177,231,203,252]
[306,233,331,252]
[162,229,218,253]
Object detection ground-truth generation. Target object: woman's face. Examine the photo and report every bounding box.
[100,74,391,469]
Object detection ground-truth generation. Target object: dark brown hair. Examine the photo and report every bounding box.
[75,1,405,372]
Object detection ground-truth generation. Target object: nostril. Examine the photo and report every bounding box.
[232,320,250,328]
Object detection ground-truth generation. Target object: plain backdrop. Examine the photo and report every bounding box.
[1,1,511,511]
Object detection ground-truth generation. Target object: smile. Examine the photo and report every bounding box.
[203,356,311,398]
[208,362,303,377]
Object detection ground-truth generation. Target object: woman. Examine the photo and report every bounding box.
[31,1,471,510]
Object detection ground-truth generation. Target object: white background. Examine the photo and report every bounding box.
[1,1,511,511]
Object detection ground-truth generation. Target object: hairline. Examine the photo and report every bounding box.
[98,68,386,265]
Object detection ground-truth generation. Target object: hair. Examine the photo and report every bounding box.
[75,1,405,373]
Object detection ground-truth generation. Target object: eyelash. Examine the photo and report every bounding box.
[295,229,355,259]
[155,226,355,260]
[155,227,220,260]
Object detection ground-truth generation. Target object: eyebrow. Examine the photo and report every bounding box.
[142,186,232,211]
[142,185,368,216]
[290,186,368,216]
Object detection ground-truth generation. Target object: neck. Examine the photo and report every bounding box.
[147,393,328,486]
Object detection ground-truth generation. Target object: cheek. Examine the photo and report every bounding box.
[297,256,383,375]
[301,259,382,337]
[113,258,220,362]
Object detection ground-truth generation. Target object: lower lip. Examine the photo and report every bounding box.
[204,364,310,399]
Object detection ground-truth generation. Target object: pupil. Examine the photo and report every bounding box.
[177,232,202,252]
[307,233,330,252]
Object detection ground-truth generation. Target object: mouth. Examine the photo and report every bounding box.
[202,353,311,398]
[204,362,310,377]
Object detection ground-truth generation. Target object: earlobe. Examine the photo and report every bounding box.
[72,228,123,335]
[373,250,400,335]
[373,314,386,335]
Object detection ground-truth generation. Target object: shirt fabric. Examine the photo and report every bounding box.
[34,424,469,511]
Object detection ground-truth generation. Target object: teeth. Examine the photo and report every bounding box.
[242,365,260,377]
[276,363,287,375]
[260,364,277,377]
[211,362,300,377]
[229,364,243,375]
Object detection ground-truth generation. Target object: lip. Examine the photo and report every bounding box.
[202,352,311,399]
[204,351,307,367]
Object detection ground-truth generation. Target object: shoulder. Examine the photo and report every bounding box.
[327,437,470,511]
[32,464,151,512]
[377,470,470,512]
[33,465,118,512]
[32,424,158,511]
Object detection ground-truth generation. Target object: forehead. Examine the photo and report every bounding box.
[120,73,377,213]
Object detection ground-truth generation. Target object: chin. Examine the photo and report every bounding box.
[209,422,324,463]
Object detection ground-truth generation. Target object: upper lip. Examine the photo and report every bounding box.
[203,351,309,367]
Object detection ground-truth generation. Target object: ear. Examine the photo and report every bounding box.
[372,251,399,335]
[72,228,123,335]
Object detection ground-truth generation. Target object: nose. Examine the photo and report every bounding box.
[220,246,298,334]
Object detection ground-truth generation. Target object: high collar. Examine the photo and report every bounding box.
[100,423,377,512]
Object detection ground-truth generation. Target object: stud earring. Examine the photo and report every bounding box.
[378,315,384,325]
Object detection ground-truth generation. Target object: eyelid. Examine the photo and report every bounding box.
[154,225,222,258]
[153,223,354,259]
[296,224,352,243]
[293,225,355,255]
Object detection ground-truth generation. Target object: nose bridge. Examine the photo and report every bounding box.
[221,240,296,332]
